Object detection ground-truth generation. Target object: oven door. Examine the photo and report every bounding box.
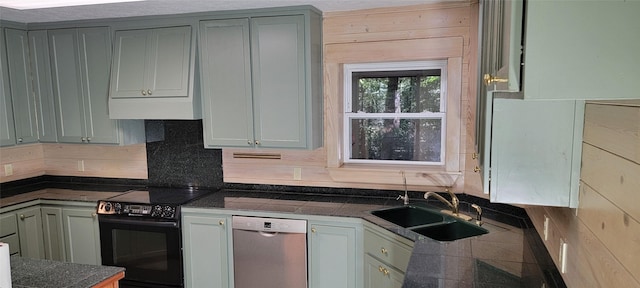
[99,217,183,288]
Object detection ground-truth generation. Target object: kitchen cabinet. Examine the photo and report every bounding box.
[62,207,101,265]
[364,254,404,288]
[199,9,322,149]
[308,220,361,288]
[40,206,65,261]
[475,0,584,208]
[15,206,46,259]
[28,30,58,142]
[0,28,16,147]
[182,212,232,288]
[4,28,38,145]
[109,26,201,119]
[0,213,20,256]
[363,221,413,288]
[49,27,144,145]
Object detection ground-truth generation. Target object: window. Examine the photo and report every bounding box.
[343,61,447,165]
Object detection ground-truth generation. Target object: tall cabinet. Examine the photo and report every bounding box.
[48,27,144,145]
[4,28,39,144]
[199,8,323,149]
[0,28,16,146]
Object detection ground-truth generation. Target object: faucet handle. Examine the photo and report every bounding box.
[471,204,483,226]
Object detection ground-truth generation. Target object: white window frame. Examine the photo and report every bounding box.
[343,60,448,166]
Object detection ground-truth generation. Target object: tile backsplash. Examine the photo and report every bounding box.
[145,120,223,189]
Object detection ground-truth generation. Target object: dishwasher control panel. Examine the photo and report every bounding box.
[232,216,307,233]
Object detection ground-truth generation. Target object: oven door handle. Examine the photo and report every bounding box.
[98,217,179,228]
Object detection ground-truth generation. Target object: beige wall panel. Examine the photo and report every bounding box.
[325,37,464,64]
[583,104,640,163]
[44,158,147,179]
[324,27,470,45]
[42,143,147,161]
[581,143,640,221]
[324,5,470,36]
[0,144,45,183]
[578,183,640,280]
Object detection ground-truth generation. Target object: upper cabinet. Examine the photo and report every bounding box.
[199,9,323,149]
[523,1,640,100]
[48,27,144,145]
[476,0,584,208]
[4,28,39,145]
[109,26,201,119]
[0,28,17,147]
[28,30,58,142]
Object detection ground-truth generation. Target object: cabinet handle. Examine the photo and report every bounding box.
[381,248,388,255]
[472,153,478,160]
[311,228,316,233]
[17,138,23,143]
[19,214,25,220]
[474,166,480,173]
[483,74,508,86]
[147,89,152,95]
[92,213,97,218]
[247,140,252,145]
[81,137,86,142]
[378,266,389,276]
[219,220,224,226]
[141,90,147,96]
[86,137,91,142]
[255,140,260,145]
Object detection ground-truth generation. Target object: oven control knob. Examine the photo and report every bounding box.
[104,202,112,212]
[114,203,122,213]
[162,206,175,218]
[151,205,163,217]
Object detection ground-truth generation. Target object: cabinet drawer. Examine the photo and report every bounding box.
[0,234,20,255]
[364,228,413,272]
[0,213,18,237]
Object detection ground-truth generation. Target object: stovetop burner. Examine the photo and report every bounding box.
[97,187,213,220]
[107,187,212,205]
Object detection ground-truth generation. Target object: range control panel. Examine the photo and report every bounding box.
[97,201,177,219]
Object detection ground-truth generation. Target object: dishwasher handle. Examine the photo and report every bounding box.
[232,216,307,234]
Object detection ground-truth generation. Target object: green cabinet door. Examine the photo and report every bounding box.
[182,213,232,288]
[251,15,307,149]
[77,27,119,144]
[28,30,58,142]
[308,221,360,288]
[62,207,101,265]
[49,27,121,144]
[363,254,404,288]
[0,28,16,146]
[41,206,65,261]
[16,206,46,259]
[111,26,191,98]
[200,18,254,148]
[4,28,38,145]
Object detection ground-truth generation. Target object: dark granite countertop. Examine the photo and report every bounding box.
[185,189,566,288]
[9,256,124,288]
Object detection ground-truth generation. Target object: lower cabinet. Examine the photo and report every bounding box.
[182,212,232,288]
[0,213,20,255]
[15,206,46,259]
[308,220,361,288]
[40,206,65,261]
[363,221,414,288]
[62,207,101,265]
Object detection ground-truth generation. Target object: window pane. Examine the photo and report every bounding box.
[352,70,441,113]
[350,118,442,162]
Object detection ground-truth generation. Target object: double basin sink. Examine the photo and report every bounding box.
[371,205,488,241]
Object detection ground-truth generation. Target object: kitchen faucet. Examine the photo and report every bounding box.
[424,189,459,216]
[396,171,410,205]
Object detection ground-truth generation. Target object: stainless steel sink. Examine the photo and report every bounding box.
[370,205,445,227]
[371,205,488,241]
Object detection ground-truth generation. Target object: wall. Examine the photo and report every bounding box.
[526,101,640,288]
[222,1,485,196]
[0,143,147,183]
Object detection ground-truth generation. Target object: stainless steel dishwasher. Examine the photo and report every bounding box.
[232,216,308,288]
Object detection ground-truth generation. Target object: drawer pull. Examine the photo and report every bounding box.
[219,220,224,226]
[381,248,388,255]
[378,265,389,276]
[19,214,25,220]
